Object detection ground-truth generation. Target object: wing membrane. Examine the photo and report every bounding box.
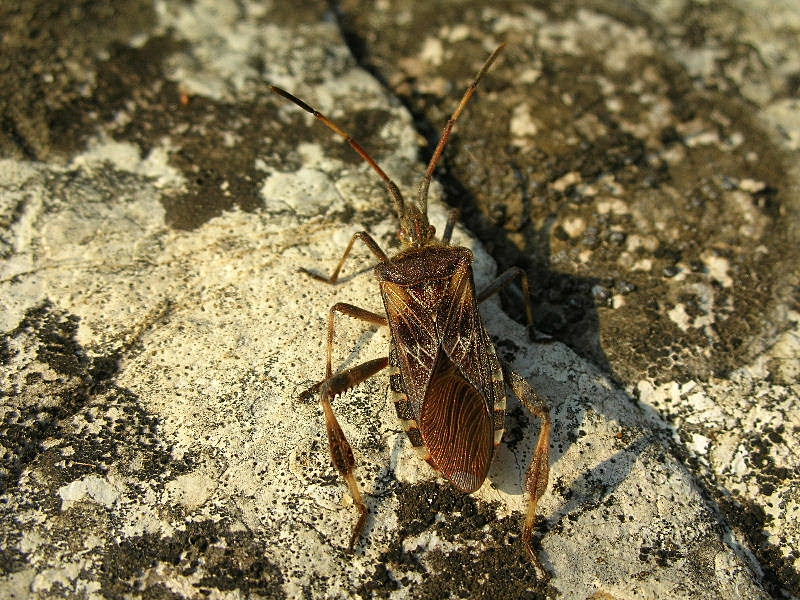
[420,348,493,492]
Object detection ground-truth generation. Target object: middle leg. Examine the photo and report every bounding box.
[477,267,535,331]
[325,303,387,378]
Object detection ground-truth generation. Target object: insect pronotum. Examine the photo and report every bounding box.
[272,44,552,577]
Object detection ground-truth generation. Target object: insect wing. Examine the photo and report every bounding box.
[426,259,501,491]
[418,346,494,492]
[380,280,439,409]
[436,258,501,400]
[381,257,502,493]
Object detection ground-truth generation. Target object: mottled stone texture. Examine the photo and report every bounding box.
[1,1,798,599]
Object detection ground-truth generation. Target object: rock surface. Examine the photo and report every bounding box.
[1,1,798,599]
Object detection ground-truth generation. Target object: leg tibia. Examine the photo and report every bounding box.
[506,367,552,579]
[322,398,367,550]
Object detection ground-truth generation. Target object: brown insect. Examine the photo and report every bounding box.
[272,45,552,576]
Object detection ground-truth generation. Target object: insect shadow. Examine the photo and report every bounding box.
[387,86,621,482]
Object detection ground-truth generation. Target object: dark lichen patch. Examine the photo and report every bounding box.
[197,537,286,597]
[638,540,686,569]
[719,495,800,597]
[101,522,286,599]
[121,94,284,230]
[39,33,275,231]
[0,303,288,597]
[0,0,156,160]
[357,481,547,599]
[745,426,794,497]
[395,480,500,540]
[417,542,546,600]
[0,301,109,492]
[13,301,89,376]
[660,384,799,593]
[726,426,799,591]
[2,4,393,232]
[0,536,26,576]
[0,302,190,499]
[58,37,398,231]
[138,585,185,600]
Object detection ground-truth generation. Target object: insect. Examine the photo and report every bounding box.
[271,45,552,576]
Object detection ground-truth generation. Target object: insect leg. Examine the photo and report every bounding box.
[301,303,387,550]
[301,231,388,284]
[314,357,390,551]
[299,357,389,402]
[441,208,460,244]
[504,366,552,580]
[477,267,535,332]
[325,302,387,378]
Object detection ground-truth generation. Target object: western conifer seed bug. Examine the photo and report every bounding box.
[272,45,552,577]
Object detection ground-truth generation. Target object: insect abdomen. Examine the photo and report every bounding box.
[488,345,506,446]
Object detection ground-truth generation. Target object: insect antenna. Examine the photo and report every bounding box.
[270,85,405,220]
[416,43,506,216]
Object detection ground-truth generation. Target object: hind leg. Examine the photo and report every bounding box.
[304,357,389,550]
[505,366,552,579]
[478,267,538,339]
[301,301,388,550]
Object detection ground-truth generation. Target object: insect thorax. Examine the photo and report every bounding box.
[374,244,473,287]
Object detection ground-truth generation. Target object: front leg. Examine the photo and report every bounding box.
[301,231,388,284]
[505,366,553,580]
[441,208,460,245]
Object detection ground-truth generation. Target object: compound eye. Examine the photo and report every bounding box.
[428,225,436,239]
